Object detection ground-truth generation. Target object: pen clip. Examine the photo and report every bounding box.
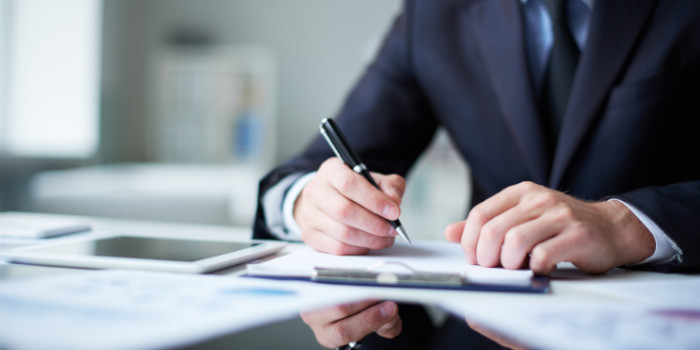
[312,263,465,287]
[319,118,362,168]
[319,125,345,162]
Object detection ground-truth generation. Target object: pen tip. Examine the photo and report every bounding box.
[396,226,411,245]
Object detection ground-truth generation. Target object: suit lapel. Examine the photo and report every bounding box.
[550,0,658,188]
[468,0,551,184]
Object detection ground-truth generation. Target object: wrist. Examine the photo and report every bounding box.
[602,200,655,265]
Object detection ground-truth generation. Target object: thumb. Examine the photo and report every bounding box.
[444,220,466,243]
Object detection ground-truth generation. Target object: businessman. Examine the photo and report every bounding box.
[254,0,700,347]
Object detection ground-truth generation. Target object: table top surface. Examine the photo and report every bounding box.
[1,212,699,350]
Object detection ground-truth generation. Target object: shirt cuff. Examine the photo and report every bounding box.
[281,172,317,240]
[609,199,683,265]
[261,173,304,240]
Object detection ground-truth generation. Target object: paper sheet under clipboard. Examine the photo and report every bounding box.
[246,241,549,293]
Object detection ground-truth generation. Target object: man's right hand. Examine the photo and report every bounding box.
[294,158,406,255]
[300,300,402,349]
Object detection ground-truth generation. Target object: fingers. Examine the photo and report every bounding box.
[301,227,370,255]
[300,299,381,325]
[528,214,615,275]
[375,310,402,339]
[466,319,529,350]
[461,182,532,265]
[322,159,401,222]
[300,203,396,251]
[443,221,466,244]
[499,213,560,270]
[454,181,633,275]
[295,158,406,255]
[528,235,571,275]
[300,300,401,349]
[307,184,397,238]
[474,203,540,267]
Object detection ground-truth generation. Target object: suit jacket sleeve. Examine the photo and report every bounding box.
[253,5,439,239]
[615,181,700,271]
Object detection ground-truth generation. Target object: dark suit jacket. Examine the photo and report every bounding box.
[254,0,700,271]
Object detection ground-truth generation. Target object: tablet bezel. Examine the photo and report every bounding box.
[1,232,287,274]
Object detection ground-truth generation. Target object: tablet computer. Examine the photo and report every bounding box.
[1,233,286,274]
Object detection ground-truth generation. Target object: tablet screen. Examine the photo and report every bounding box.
[32,236,259,262]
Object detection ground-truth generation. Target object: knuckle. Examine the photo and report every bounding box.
[333,201,354,221]
[530,245,551,269]
[467,206,487,224]
[330,324,354,346]
[568,223,591,242]
[555,203,576,221]
[366,196,387,214]
[533,192,558,208]
[503,228,526,249]
[335,174,357,193]
[480,221,500,240]
[370,221,388,238]
[516,180,537,191]
[369,236,391,250]
[336,225,355,241]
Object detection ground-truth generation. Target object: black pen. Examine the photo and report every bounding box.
[319,118,411,245]
[335,341,362,350]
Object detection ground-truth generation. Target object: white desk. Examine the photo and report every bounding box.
[1,213,699,350]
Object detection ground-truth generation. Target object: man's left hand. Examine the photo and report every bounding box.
[444,181,656,274]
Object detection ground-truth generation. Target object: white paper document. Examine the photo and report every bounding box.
[441,296,700,350]
[568,277,700,309]
[246,240,533,286]
[0,270,370,350]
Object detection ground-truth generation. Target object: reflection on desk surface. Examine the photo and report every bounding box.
[299,298,526,350]
[0,269,368,350]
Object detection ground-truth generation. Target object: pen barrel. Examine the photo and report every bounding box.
[356,167,380,189]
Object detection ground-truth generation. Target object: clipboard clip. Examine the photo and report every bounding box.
[312,261,465,287]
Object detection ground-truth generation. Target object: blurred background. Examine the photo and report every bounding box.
[0,0,468,240]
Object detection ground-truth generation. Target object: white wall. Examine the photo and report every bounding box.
[100,0,401,163]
